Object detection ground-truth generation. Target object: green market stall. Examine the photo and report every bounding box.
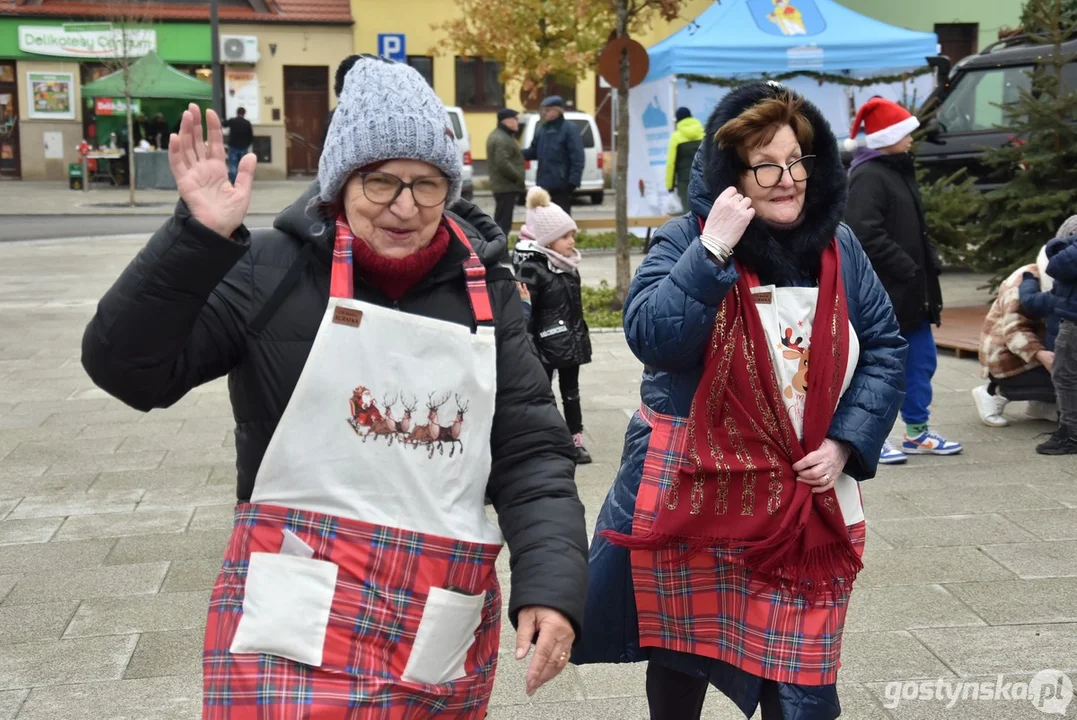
[81,51,212,189]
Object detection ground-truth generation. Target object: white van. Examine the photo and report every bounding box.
[445,106,473,200]
[519,111,605,205]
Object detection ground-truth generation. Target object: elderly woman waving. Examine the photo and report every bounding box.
[573,83,906,720]
[82,57,587,717]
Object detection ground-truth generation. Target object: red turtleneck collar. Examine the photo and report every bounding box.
[341,217,452,301]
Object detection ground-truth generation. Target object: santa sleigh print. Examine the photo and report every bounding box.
[347,385,470,458]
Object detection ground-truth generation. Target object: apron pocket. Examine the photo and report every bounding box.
[230,552,338,667]
[402,586,485,685]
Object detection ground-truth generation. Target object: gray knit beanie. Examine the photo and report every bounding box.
[1056,214,1077,240]
[318,57,461,204]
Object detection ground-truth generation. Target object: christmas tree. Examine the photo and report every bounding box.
[917,165,983,269]
[975,0,1077,281]
[1020,0,1077,31]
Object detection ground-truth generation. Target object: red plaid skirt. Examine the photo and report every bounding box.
[630,405,865,686]
[203,503,502,719]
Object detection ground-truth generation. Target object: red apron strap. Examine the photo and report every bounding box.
[444,216,494,326]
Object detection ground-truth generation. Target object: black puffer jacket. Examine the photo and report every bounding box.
[514,246,592,368]
[81,182,588,636]
[846,152,943,333]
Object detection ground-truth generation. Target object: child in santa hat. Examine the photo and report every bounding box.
[845,97,962,464]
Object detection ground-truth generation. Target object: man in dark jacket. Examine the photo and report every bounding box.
[487,108,525,235]
[523,95,584,215]
[223,107,253,185]
[846,97,961,465]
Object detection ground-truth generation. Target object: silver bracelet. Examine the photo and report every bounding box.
[700,233,733,264]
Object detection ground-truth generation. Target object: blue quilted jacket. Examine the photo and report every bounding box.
[1045,235,1077,322]
[572,84,907,675]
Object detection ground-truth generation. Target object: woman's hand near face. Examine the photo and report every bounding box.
[702,186,755,251]
[168,103,256,239]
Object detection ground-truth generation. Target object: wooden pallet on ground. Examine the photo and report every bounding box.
[934,305,989,360]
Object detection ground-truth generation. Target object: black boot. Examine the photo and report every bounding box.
[572,432,593,465]
[1036,426,1077,455]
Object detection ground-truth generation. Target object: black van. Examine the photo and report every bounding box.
[915,34,1077,190]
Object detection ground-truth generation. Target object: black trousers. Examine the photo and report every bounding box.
[645,662,785,720]
[549,189,574,216]
[492,192,517,236]
[987,366,1056,403]
[543,363,582,434]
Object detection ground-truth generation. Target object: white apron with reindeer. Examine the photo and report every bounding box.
[201,223,506,718]
[750,284,864,525]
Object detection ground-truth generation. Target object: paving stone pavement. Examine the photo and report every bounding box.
[1,234,1075,720]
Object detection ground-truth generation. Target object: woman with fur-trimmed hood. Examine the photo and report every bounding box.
[571,83,906,719]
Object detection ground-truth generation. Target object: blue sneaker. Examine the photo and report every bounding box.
[879,441,907,465]
[902,429,963,456]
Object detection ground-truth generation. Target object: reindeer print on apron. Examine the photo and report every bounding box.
[349,388,471,458]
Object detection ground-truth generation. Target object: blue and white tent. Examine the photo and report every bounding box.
[628,0,939,216]
[646,0,938,79]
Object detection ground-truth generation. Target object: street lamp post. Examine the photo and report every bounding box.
[210,0,224,117]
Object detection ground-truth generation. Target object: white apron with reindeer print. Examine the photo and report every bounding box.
[751,285,864,525]
[248,295,502,546]
[203,226,506,718]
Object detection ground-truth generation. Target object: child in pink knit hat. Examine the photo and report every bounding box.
[514,187,593,464]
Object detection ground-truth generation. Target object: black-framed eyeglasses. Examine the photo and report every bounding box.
[357,171,450,208]
[746,155,816,188]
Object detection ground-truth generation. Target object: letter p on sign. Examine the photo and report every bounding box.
[378,34,406,62]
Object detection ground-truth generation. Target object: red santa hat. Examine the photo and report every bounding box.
[843,98,920,152]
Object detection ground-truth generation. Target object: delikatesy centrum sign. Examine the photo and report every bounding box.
[18,25,157,59]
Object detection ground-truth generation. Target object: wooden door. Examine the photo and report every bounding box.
[284,66,328,176]
[0,62,20,178]
[935,23,979,63]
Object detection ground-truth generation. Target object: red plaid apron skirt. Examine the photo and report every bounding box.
[630,404,865,686]
[203,503,502,719]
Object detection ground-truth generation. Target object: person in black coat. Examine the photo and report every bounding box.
[522,95,584,215]
[81,57,586,711]
[513,187,593,464]
[846,97,961,465]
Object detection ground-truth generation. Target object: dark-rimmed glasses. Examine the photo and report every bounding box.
[746,155,816,188]
[357,171,450,208]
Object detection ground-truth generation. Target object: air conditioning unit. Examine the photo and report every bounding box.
[221,35,259,64]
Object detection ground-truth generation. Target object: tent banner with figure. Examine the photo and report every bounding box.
[627,78,676,219]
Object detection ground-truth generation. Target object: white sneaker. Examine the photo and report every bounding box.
[972,385,1009,427]
[1026,401,1059,422]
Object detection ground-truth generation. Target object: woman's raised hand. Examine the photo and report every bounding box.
[168,102,256,239]
[702,186,755,251]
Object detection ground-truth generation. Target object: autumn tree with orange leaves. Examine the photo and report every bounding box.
[437,0,690,305]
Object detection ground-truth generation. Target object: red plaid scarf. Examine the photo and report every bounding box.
[330,215,450,300]
[603,239,861,603]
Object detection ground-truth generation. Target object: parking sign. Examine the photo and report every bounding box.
[377,34,406,62]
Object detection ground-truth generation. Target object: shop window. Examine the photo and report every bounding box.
[455,57,504,110]
[407,56,434,88]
